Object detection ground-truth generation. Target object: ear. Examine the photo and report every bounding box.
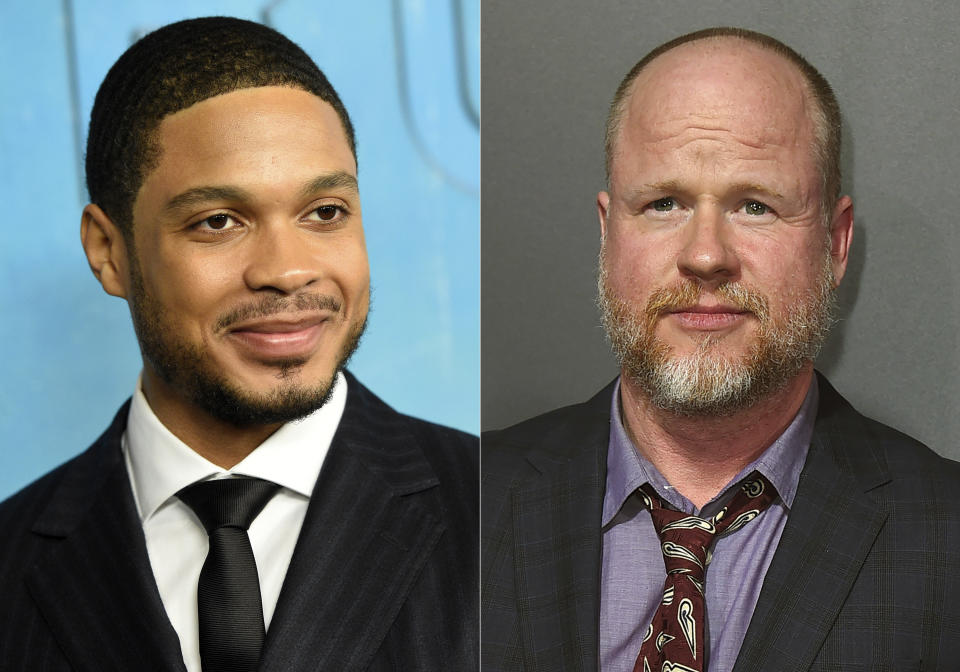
[598,190,611,239]
[827,195,854,287]
[81,204,131,299]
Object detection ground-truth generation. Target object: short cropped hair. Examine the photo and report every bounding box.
[604,27,842,215]
[85,16,356,236]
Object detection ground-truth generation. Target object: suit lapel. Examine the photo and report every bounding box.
[512,388,612,672]
[260,375,445,672]
[734,376,891,672]
[26,403,186,672]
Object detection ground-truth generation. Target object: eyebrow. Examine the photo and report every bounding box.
[724,182,784,201]
[629,180,784,201]
[298,171,359,199]
[163,186,253,215]
[161,171,360,216]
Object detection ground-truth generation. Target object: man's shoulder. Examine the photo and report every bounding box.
[0,456,76,536]
[399,410,479,486]
[815,373,960,495]
[400,410,478,459]
[862,414,960,495]
[482,380,616,486]
[859,412,956,472]
[0,405,128,608]
[0,402,128,533]
[342,371,478,480]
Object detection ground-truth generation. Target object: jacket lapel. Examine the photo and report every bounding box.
[512,387,612,672]
[26,403,186,672]
[734,376,891,672]
[260,376,445,672]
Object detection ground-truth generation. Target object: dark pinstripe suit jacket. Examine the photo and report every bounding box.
[0,372,478,671]
[481,373,960,671]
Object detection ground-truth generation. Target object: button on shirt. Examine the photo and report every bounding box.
[600,378,817,672]
[122,372,347,672]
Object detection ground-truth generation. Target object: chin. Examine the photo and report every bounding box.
[667,334,753,359]
[193,365,340,428]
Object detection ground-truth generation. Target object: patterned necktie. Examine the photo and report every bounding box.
[177,477,280,672]
[633,471,778,672]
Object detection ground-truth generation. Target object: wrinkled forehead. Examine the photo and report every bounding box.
[621,39,817,150]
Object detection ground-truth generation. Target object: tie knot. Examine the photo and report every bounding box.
[647,509,715,579]
[177,477,280,534]
[638,471,779,577]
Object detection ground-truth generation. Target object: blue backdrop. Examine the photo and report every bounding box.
[0,0,479,499]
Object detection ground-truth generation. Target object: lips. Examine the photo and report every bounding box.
[667,304,750,330]
[225,314,332,360]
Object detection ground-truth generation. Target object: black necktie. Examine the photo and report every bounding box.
[177,477,280,672]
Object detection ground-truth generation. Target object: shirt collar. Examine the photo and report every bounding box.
[602,376,817,525]
[123,371,348,522]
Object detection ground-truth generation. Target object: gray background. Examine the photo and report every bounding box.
[480,0,960,461]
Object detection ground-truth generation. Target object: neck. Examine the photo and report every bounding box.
[619,365,814,509]
[140,371,281,469]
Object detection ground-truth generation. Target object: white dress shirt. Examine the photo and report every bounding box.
[121,372,347,672]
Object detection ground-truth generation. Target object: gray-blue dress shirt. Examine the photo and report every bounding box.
[600,378,818,672]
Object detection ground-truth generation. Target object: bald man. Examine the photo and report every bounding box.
[481,28,960,672]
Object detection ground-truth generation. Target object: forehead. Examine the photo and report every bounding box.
[620,39,816,154]
[152,85,355,172]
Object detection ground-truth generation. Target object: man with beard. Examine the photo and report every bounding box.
[0,17,477,672]
[481,28,960,672]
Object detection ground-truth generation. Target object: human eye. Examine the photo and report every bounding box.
[303,202,349,226]
[648,197,678,212]
[193,213,242,233]
[741,200,773,216]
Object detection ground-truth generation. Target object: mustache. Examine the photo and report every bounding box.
[645,280,770,323]
[215,293,342,331]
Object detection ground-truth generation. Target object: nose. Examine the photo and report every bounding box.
[676,205,739,284]
[242,223,323,294]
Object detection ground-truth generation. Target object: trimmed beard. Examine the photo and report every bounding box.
[596,242,836,417]
[128,251,367,428]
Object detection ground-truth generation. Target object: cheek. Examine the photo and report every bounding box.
[179,256,235,290]
[329,240,370,297]
[142,249,233,325]
[605,228,677,297]
[740,236,825,304]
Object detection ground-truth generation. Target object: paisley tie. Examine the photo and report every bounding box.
[633,471,778,672]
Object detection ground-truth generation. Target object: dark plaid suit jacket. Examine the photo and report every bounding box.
[481,373,960,671]
[0,372,478,671]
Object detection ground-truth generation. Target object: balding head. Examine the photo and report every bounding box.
[604,28,841,219]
